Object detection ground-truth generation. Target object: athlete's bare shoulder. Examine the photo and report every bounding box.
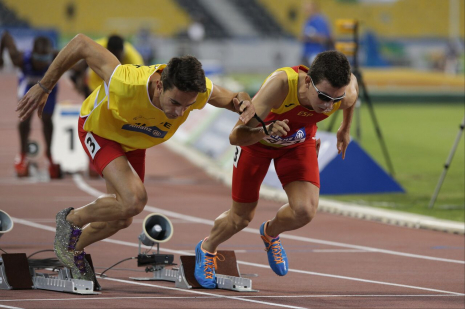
[267,70,289,89]
[255,70,289,110]
[339,73,358,110]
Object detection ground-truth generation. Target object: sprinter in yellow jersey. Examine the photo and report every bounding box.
[194,51,359,288]
[17,33,255,282]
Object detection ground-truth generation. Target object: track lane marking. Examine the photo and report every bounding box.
[102,278,308,309]
[73,174,465,265]
[11,218,465,296]
[1,294,463,302]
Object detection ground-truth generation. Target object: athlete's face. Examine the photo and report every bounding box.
[305,75,346,113]
[32,42,53,70]
[158,83,198,119]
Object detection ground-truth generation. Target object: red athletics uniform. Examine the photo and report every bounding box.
[232,65,341,203]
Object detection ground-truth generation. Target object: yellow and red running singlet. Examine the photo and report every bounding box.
[80,64,213,152]
[258,65,340,149]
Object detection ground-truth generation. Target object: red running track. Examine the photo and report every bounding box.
[0,73,464,309]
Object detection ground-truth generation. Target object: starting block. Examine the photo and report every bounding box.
[0,253,100,295]
[131,251,257,292]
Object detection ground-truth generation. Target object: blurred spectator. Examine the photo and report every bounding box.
[0,31,61,178]
[444,39,462,75]
[186,17,205,57]
[134,27,158,65]
[188,18,206,43]
[70,35,144,97]
[300,0,334,67]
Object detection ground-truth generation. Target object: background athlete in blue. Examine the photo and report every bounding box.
[0,31,60,178]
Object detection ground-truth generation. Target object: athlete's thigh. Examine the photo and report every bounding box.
[102,155,145,201]
[274,142,320,189]
[126,149,146,182]
[232,146,272,203]
[78,117,125,177]
[77,117,144,198]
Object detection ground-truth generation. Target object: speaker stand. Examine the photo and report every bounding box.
[130,240,177,282]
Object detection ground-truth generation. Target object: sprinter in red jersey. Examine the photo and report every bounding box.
[195,51,359,288]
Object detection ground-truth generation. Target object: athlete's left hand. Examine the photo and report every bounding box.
[336,128,350,159]
[17,84,49,120]
[233,98,255,124]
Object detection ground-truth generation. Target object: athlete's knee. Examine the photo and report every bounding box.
[230,204,256,230]
[121,186,147,217]
[293,200,318,224]
[230,214,251,230]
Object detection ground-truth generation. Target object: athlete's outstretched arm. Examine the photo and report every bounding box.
[16,34,120,120]
[207,84,255,124]
[0,31,23,68]
[229,71,290,146]
[337,74,359,159]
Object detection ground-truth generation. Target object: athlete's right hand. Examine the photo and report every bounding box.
[266,119,290,136]
[16,84,49,121]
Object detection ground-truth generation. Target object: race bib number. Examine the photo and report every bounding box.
[262,128,307,147]
[233,146,242,168]
[84,132,101,159]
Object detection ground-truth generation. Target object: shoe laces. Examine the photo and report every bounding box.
[74,250,88,274]
[68,228,82,252]
[261,236,284,264]
[203,254,217,279]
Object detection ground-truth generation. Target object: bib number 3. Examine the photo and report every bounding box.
[85,132,101,159]
[233,146,242,168]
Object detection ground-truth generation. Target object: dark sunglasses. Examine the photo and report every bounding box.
[310,78,345,103]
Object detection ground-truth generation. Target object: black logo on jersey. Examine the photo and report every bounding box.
[160,122,172,129]
[284,103,295,108]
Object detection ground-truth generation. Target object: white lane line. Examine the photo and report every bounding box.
[11,218,465,296]
[312,249,368,253]
[0,305,24,309]
[237,261,465,296]
[102,277,308,309]
[73,174,465,265]
[0,294,462,302]
[233,249,369,254]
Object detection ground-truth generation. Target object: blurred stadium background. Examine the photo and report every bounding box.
[0,0,463,224]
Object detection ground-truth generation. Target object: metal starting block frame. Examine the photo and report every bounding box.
[0,253,100,295]
[32,268,99,295]
[131,251,257,292]
[130,264,179,282]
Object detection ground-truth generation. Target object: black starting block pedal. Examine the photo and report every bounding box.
[176,250,258,292]
[0,253,34,289]
[0,253,101,295]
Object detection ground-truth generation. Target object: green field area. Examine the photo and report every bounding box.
[318,102,464,222]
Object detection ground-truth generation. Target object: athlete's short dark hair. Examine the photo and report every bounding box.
[308,51,351,88]
[161,56,207,93]
[107,35,124,54]
[33,36,52,52]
